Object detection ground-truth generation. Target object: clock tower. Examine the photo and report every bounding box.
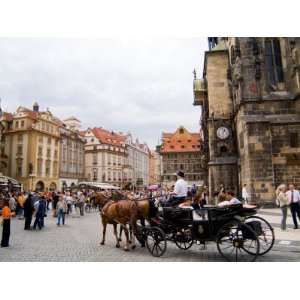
[194,38,238,202]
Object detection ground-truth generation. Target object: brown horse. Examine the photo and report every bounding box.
[100,199,139,251]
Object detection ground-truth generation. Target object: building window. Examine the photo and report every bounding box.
[45,160,51,176]
[47,137,51,144]
[17,134,23,142]
[290,133,299,148]
[46,148,51,158]
[239,132,244,149]
[21,120,25,127]
[17,145,23,155]
[38,146,43,156]
[15,121,19,129]
[93,169,97,181]
[93,153,97,164]
[37,159,43,176]
[265,38,284,86]
[17,165,22,177]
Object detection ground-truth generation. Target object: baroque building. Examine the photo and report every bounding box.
[0,103,60,191]
[58,117,85,190]
[158,126,205,188]
[193,37,300,204]
[149,150,163,185]
[124,134,150,188]
[83,127,127,187]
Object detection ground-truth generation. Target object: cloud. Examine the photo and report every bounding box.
[0,37,207,147]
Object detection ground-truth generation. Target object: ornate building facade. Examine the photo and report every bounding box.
[83,127,127,187]
[58,117,85,190]
[0,103,60,191]
[194,37,300,204]
[125,134,150,188]
[158,126,205,188]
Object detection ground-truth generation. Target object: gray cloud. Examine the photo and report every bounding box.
[0,38,207,148]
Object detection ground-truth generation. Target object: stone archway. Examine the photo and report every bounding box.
[49,182,57,191]
[35,181,45,192]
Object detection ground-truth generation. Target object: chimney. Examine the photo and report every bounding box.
[33,102,39,112]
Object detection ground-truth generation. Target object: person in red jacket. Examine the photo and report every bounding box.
[1,199,15,247]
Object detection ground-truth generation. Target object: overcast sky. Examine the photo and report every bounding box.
[0,38,207,148]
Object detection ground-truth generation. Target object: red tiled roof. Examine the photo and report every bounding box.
[91,127,126,146]
[160,126,202,153]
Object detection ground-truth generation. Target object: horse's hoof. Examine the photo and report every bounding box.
[124,247,129,252]
[118,238,122,242]
[100,242,104,245]
[129,240,132,244]
[116,244,120,248]
[131,245,136,250]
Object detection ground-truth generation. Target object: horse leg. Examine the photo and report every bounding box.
[118,225,123,242]
[129,224,136,249]
[122,224,130,251]
[100,218,107,245]
[113,223,120,248]
[138,218,146,247]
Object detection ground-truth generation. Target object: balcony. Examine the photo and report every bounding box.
[193,78,206,106]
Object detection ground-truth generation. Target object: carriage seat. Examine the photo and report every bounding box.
[162,207,193,223]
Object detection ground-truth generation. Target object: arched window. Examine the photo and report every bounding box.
[265,38,284,86]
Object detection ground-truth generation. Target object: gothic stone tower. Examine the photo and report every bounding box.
[194,37,300,205]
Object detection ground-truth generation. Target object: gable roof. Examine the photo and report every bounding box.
[90,127,126,146]
[160,126,202,153]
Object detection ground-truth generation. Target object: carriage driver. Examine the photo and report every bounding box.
[165,171,188,207]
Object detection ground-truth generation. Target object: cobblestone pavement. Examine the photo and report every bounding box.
[1,209,300,262]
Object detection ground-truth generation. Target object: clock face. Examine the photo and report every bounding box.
[217,127,230,139]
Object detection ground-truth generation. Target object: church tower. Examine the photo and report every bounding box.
[194,37,300,205]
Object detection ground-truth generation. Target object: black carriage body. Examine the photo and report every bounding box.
[150,205,257,242]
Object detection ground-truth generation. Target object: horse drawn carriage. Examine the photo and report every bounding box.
[137,204,275,262]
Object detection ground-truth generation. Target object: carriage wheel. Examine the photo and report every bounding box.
[244,216,275,256]
[216,220,260,262]
[174,229,194,250]
[145,227,167,257]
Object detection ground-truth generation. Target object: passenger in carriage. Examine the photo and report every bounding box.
[217,191,241,207]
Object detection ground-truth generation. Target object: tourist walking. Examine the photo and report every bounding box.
[56,196,67,226]
[276,184,289,231]
[33,196,46,230]
[78,192,85,216]
[52,192,59,217]
[286,184,300,229]
[8,193,16,214]
[242,184,250,204]
[17,192,25,219]
[24,193,34,230]
[66,192,73,214]
[1,199,14,247]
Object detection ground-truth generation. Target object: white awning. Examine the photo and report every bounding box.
[77,181,120,190]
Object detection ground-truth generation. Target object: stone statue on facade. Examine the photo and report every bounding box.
[233,56,243,103]
[290,40,300,89]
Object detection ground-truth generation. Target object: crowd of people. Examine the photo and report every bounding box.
[0,189,97,248]
[1,172,300,248]
[276,184,300,231]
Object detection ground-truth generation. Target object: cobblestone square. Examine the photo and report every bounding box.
[1,208,300,262]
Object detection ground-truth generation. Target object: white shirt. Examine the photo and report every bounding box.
[174,178,188,197]
[286,189,300,204]
[218,197,241,207]
[242,187,249,199]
